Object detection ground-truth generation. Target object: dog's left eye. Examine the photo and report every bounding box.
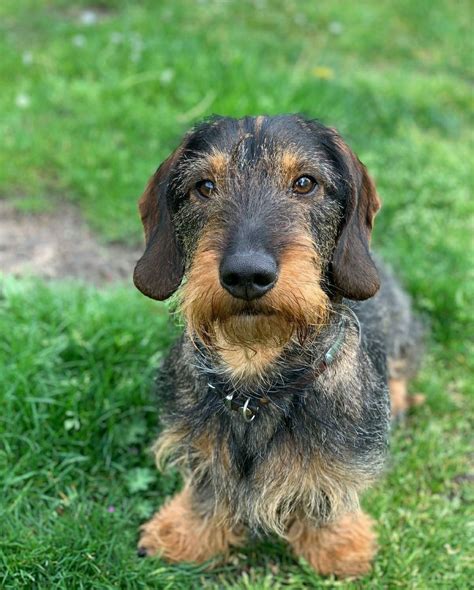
[293,175,317,195]
[195,179,215,198]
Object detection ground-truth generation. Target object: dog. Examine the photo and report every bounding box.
[132,115,422,578]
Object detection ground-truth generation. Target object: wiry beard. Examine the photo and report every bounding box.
[179,234,329,354]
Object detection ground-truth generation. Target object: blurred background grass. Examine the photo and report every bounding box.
[0,1,473,588]
[1,0,471,237]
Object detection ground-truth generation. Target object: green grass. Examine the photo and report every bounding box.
[1,0,473,588]
[0,279,472,589]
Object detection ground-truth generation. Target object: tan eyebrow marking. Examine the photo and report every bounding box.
[207,150,230,179]
[280,150,301,178]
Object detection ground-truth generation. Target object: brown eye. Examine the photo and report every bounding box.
[195,179,215,198]
[293,175,317,195]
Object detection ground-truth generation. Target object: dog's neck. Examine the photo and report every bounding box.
[213,335,284,382]
[192,310,354,424]
[192,306,357,388]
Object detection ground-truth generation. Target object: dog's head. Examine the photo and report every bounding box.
[134,115,380,355]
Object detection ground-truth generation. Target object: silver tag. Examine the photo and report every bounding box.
[241,398,256,422]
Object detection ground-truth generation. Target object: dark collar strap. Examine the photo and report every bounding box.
[207,316,350,423]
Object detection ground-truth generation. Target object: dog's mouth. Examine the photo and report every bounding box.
[224,301,279,321]
[235,306,274,317]
[209,300,297,349]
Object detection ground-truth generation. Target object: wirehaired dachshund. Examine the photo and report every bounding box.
[132,115,422,578]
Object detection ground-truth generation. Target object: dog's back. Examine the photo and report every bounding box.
[353,258,423,415]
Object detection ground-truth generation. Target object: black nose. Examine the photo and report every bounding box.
[219,252,277,300]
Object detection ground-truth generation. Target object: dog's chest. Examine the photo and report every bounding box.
[206,417,357,532]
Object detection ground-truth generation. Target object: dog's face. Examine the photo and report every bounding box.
[134,115,380,352]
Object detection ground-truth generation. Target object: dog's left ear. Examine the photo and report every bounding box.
[133,146,185,301]
[331,134,381,301]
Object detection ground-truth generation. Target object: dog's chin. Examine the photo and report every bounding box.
[232,308,275,319]
[212,311,296,349]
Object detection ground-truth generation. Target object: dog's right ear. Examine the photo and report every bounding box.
[133,147,185,300]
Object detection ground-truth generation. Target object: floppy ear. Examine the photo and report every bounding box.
[133,148,185,300]
[331,136,381,300]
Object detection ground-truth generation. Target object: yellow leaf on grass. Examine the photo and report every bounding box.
[312,66,334,80]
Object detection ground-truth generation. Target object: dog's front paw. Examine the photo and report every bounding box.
[137,491,205,562]
[137,488,244,564]
[138,510,182,560]
[288,511,377,579]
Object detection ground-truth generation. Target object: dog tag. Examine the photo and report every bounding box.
[224,392,234,409]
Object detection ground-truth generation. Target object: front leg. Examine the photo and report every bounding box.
[287,511,377,579]
[138,485,245,564]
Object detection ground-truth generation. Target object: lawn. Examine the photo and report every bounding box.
[1,0,473,588]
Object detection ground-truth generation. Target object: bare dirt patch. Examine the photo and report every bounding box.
[0,200,142,285]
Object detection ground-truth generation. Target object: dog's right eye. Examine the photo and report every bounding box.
[293,175,317,195]
[195,179,215,199]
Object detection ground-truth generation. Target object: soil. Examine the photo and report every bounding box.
[0,200,142,285]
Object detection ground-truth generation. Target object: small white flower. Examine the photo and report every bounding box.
[160,69,174,84]
[110,32,123,44]
[80,10,98,26]
[130,34,144,63]
[329,21,343,35]
[16,93,31,108]
[22,51,33,65]
[72,34,86,48]
[294,13,306,25]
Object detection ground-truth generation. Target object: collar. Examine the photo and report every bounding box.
[205,313,353,423]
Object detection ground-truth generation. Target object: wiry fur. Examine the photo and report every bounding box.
[152,306,389,538]
[133,115,423,578]
[180,231,329,370]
